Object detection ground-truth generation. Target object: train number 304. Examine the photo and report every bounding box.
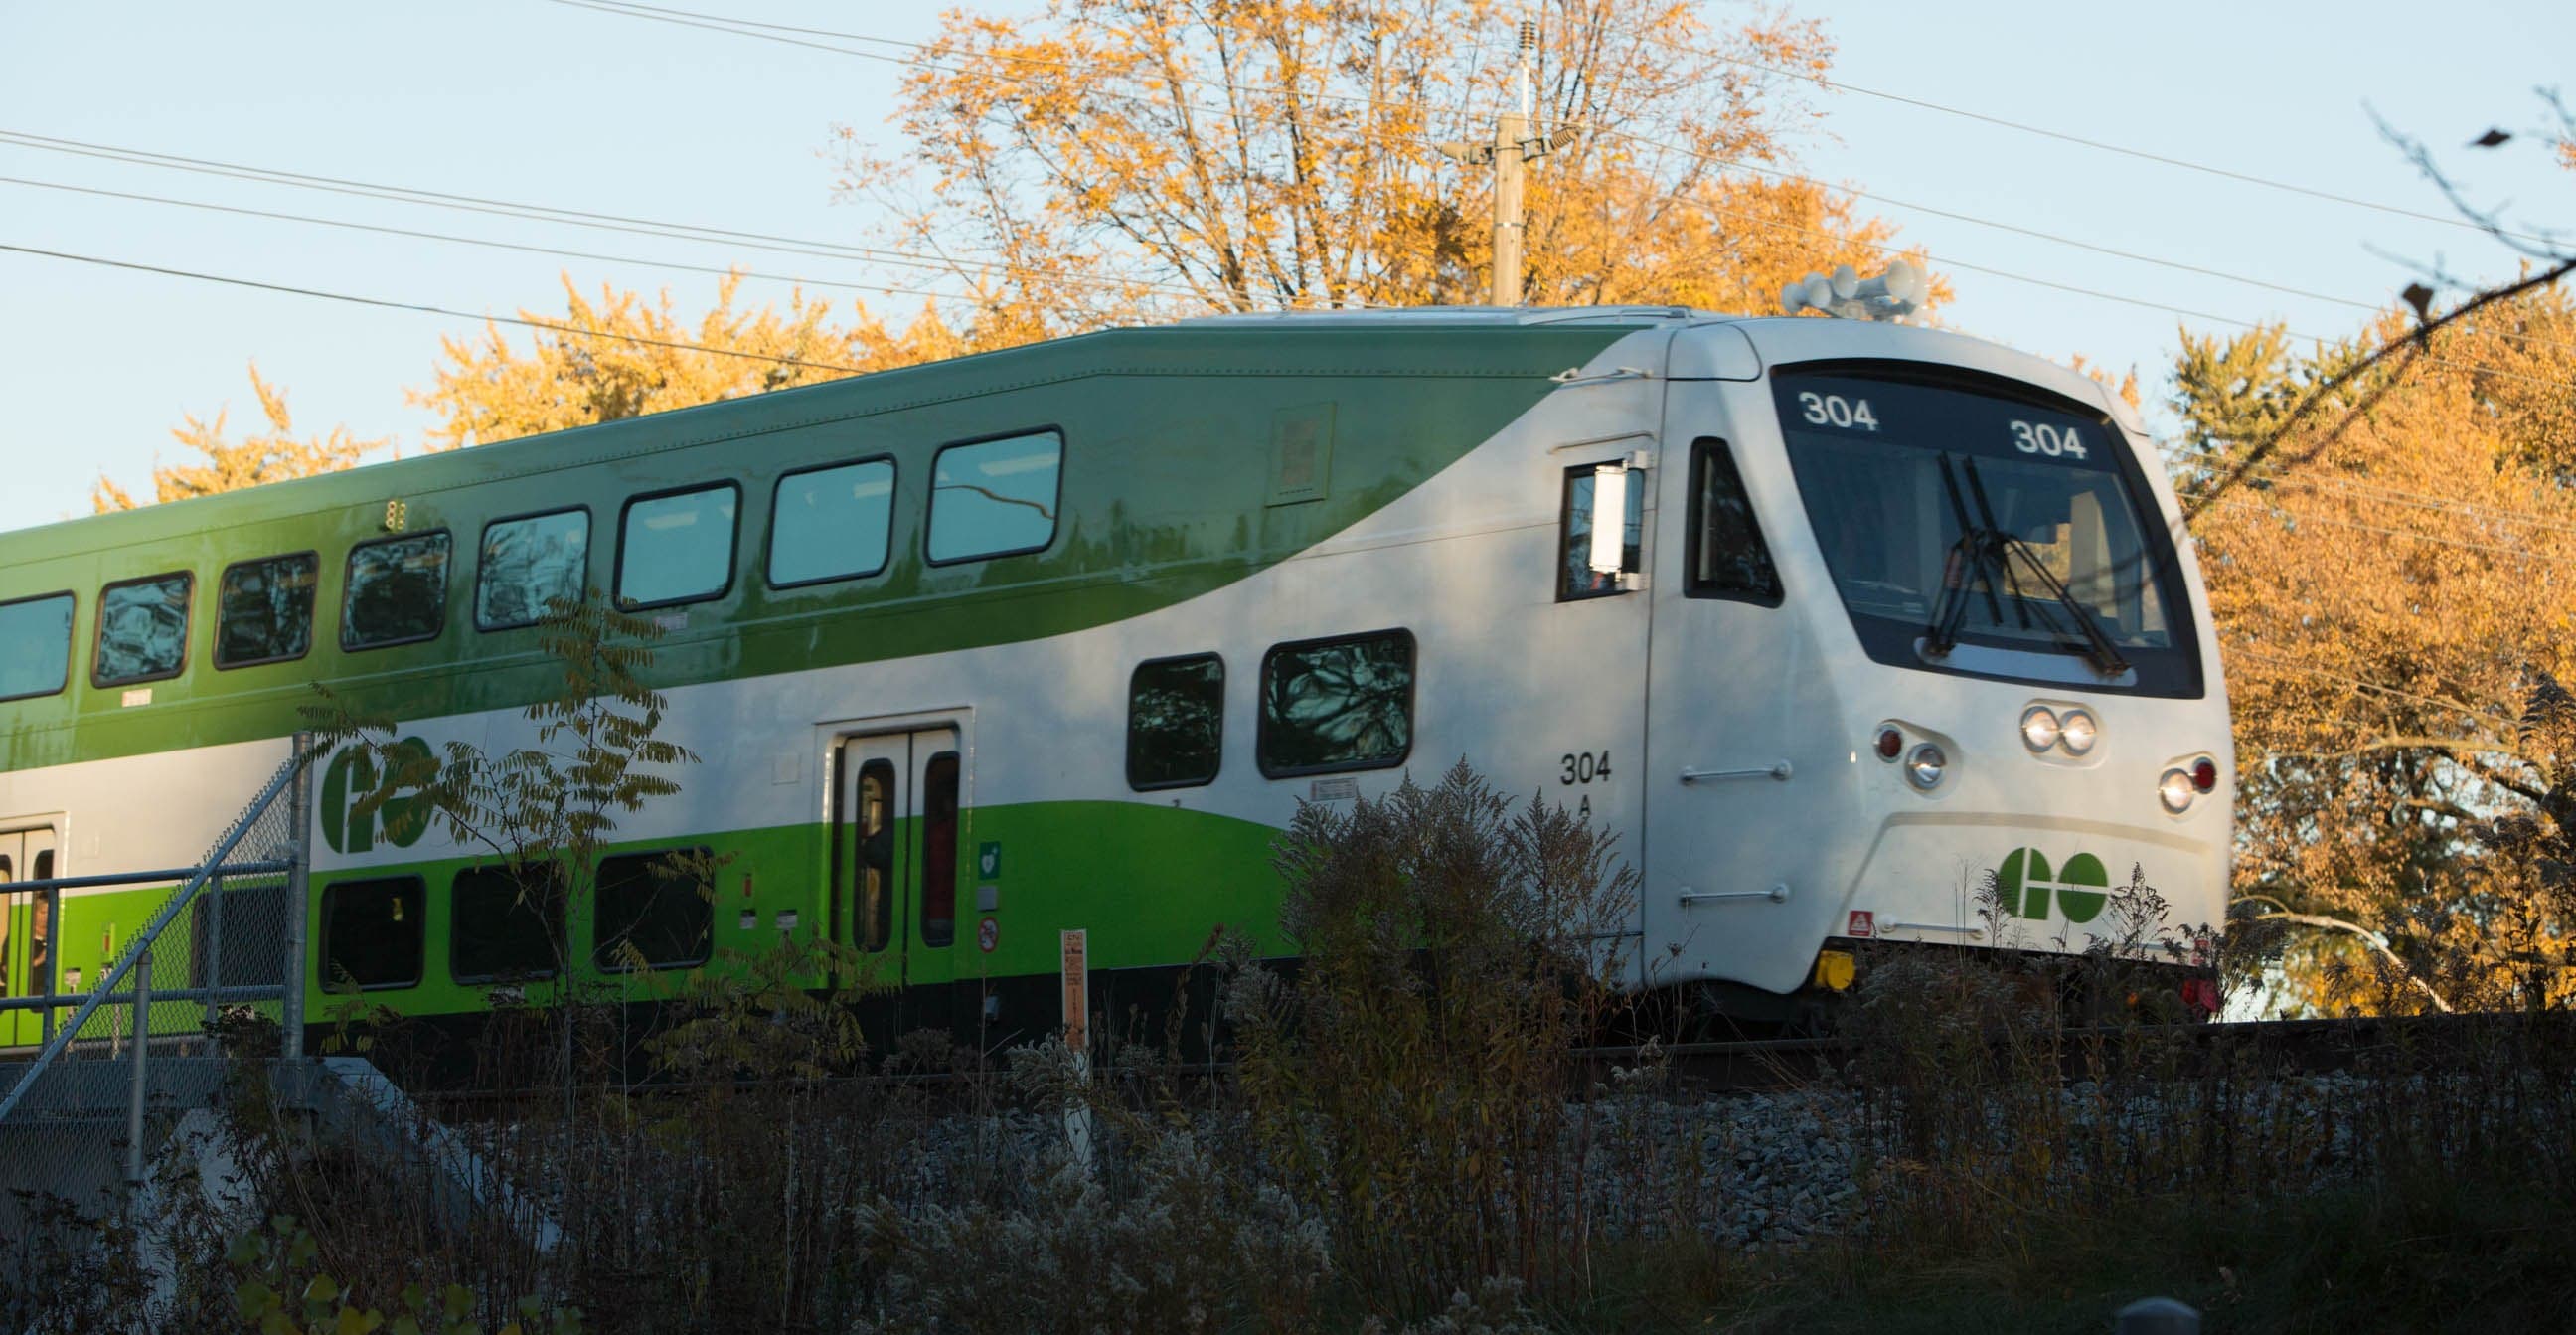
[1559,751,1613,785]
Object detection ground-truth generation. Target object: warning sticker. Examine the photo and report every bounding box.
[1846,910,1875,939]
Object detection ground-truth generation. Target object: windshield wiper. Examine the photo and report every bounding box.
[1924,455,2133,679]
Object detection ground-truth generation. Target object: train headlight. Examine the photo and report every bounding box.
[2059,709,2098,755]
[1905,743,1948,791]
[2019,706,2061,752]
[2158,767,2196,813]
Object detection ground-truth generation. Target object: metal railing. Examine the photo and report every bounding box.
[0,737,313,1214]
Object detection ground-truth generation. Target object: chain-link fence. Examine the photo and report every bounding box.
[0,740,312,1232]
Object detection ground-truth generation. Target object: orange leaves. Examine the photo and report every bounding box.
[93,361,385,513]
[848,0,1929,321]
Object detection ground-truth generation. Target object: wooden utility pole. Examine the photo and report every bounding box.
[1438,19,1549,306]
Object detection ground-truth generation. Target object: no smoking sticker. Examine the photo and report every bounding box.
[978,917,1000,953]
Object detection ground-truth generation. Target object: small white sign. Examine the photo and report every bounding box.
[120,688,152,708]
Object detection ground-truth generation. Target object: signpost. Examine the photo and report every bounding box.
[1060,928,1091,1171]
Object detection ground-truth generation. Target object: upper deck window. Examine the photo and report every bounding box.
[1772,366,2197,697]
[617,484,738,609]
[94,572,192,686]
[478,508,589,630]
[217,553,318,668]
[927,431,1061,564]
[770,458,895,587]
[0,593,75,701]
[343,532,451,651]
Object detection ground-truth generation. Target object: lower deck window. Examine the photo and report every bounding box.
[452,862,564,982]
[1256,630,1416,776]
[193,881,289,990]
[319,876,424,991]
[1126,654,1224,789]
[594,849,714,971]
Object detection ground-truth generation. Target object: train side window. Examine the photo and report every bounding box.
[594,848,714,971]
[1127,654,1224,790]
[477,509,590,630]
[771,458,895,587]
[617,484,738,609]
[927,430,1061,564]
[93,572,193,687]
[1558,463,1644,600]
[343,532,452,650]
[216,553,319,668]
[451,862,565,982]
[1256,629,1415,777]
[920,753,959,948]
[318,876,424,991]
[0,592,76,702]
[1684,438,1783,605]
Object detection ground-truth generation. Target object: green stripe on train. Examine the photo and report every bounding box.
[29,800,1285,1034]
[1,322,1640,769]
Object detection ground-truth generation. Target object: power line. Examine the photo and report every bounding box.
[0,240,874,373]
[552,1,2571,371]
[0,172,1205,307]
[1571,13,2565,249]
[0,129,1224,305]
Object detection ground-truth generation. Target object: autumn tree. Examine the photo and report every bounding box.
[842,0,1939,328]
[2180,299,2576,1013]
[92,362,383,512]
[409,272,978,450]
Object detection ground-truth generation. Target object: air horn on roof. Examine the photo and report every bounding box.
[1779,259,1926,322]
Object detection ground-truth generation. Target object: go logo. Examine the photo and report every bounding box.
[1996,847,2111,923]
[318,738,437,855]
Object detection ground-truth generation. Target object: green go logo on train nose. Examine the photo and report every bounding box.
[1997,848,2111,923]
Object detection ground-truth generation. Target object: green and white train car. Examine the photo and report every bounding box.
[0,307,2230,1051]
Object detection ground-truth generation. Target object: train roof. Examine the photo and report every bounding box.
[3,305,2137,562]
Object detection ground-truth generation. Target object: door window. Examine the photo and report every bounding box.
[1684,439,1782,604]
[920,752,960,947]
[852,760,895,952]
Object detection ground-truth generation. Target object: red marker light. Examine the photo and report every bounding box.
[1875,727,1903,760]
[2191,757,2219,792]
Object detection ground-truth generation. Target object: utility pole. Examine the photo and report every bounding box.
[1438,18,1549,306]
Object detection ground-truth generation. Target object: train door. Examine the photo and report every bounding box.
[1642,383,1812,998]
[0,824,60,1046]
[1551,440,1658,988]
[830,727,963,1034]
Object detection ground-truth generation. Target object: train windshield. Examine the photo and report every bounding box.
[1772,368,2201,697]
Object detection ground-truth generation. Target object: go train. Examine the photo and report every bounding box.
[0,303,2230,1052]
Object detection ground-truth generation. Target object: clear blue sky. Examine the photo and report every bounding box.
[2,0,2569,533]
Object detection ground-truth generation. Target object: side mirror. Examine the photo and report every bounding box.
[1587,464,1629,576]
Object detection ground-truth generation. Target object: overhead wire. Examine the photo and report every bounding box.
[549,0,2571,374]
[0,129,1229,306]
[0,171,1219,308]
[0,240,877,373]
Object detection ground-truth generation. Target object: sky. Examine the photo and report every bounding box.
[2,0,2570,534]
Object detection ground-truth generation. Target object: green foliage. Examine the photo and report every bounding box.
[225,1217,578,1335]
